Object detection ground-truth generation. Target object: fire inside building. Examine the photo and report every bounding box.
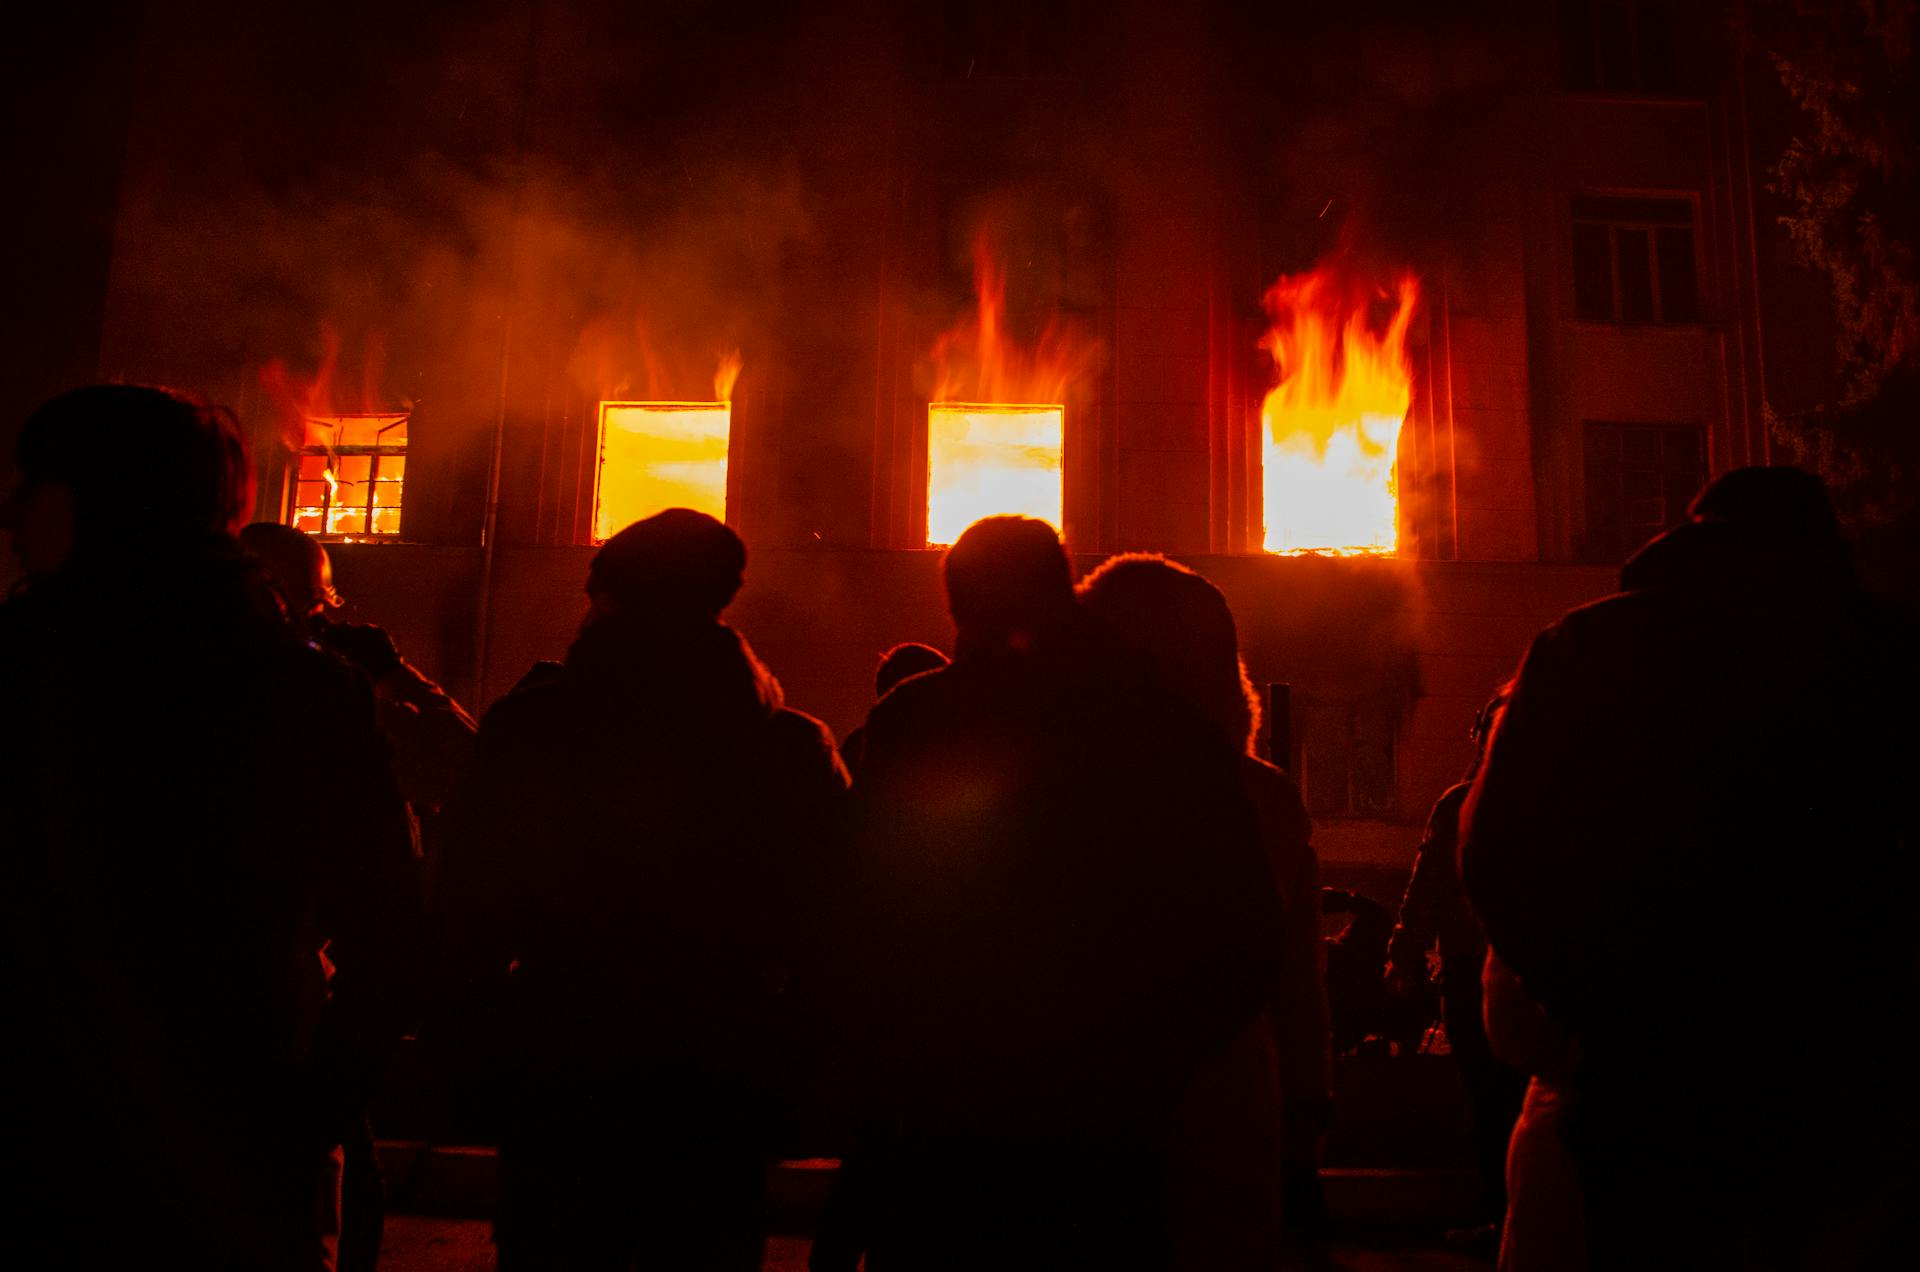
[7,0,1910,1265]
[49,0,1783,877]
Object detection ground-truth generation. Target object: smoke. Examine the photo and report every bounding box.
[99,0,822,444]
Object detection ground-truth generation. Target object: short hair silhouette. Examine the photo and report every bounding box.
[1079,553,1258,751]
[874,641,949,698]
[588,508,746,621]
[942,516,1074,637]
[17,384,251,549]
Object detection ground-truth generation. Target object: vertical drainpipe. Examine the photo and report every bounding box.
[472,0,544,711]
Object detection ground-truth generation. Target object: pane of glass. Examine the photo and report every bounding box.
[373,479,404,509]
[336,454,372,485]
[1664,424,1704,464]
[1626,469,1660,501]
[379,454,406,481]
[1637,5,1677,93]
[331,414,407,448]
[292,508,325,533]
[371,506,403,535]
[1656,226,1699,321]
[1572,222,1614,320]
[1617,228,1654,321]
[1596,3,1633,89]
[1624,426,1661,467]
[328,508,368,536]
[298,453,329,480]
[295,481,330,509]
[1562,0,1598,90]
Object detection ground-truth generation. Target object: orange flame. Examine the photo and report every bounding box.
[926,235,1098,546]
[1258,262,1419,555]
[260,326,390,452]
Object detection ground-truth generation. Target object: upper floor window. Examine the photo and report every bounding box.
[1563,0,1679,94]
[1571,195,1700,324]
[1580,420,1706,563]
[287,414,407,538]
[594,401,730,542]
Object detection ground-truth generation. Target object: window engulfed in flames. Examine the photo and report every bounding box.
[1260,266,1419,556]
[924,234,1095,548]
[288,413,407,538]
[594,402,730,541]
[927,403,1064,547]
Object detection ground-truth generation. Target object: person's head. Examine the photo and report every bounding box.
[874,641,949,699]
[4,384,252,578]
[238,522,341,622]
[1078,553,1258,753]
[586,508,746,624]
[1688,466,1846,548]
[942,516,1075,656]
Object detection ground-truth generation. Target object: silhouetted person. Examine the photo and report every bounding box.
[838,518,1279,1271]
[241,522,478,820]
[238,522,475,1272]
[837,641,949,773]
[1462,468,1920,1270]
[0,385,421,1270]
[438,508,847,1271]
[1079,554,1332,1268]
[1385,691,1524,1250]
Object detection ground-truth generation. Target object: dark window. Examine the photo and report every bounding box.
[286,414,407,538]
[1301,700,1398,820]
[1581,421,1706,563]
[1563,0,1680,94]
[1570,196,1700,324]
[937,0,1070,81]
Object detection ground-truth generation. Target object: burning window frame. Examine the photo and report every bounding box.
[285,413,408,539]
[925,401,1066,548]
[592,400,732,543]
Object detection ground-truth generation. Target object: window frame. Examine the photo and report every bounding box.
[1578,419,1708,564]
[285,413,408,540]
[1569,192,1701,326]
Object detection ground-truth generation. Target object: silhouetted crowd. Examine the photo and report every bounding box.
[2,384,1914,1272]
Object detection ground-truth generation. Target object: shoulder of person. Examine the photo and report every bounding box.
[770,704,840,756]
[1240,752,1311,831]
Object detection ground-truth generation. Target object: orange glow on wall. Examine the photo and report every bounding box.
[927,403,1064,546]
[1259,263,1419,555]
[594,402,730,541]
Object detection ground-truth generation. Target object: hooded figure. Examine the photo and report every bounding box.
[438,508,846,1271]
[1461,467,1920,1270]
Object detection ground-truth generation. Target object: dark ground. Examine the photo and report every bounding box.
[376,1215,1495,1271]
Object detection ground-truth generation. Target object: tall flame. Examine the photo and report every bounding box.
[926,235,1097,546]
[1259,263,1419,555]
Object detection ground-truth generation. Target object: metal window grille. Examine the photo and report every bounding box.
[286,414,408,538]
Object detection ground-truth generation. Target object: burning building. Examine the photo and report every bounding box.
[19,0,1784,892]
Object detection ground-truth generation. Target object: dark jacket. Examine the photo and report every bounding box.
[841,619,1281,1134]
[1460,518,1920,1242]
[438,612,847,1089]
[0,548,421,1269]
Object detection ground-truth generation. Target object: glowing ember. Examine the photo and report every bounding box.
[927,403,1064,547]
[594,402,731,539]
[925,235,1096,546]
[1259,263,1419,555]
